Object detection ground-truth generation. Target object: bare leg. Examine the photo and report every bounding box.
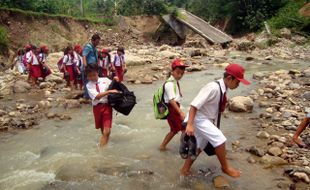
[99,127,111,147]
[159,131,177,151]
[180,149,202,176]
[292,118,309,147]
[215,143,241,178]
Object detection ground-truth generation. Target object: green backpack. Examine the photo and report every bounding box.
[153,79,177,120]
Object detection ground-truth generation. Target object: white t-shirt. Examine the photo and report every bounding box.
[26,51,39,65]
[99,57,110,69]
[63,54,74,66]
[191,79,226,123]
[86,77,112,106]
[113,54,125,67]
[15,56,26,73]
[164,76,182,104]
[73,51,82,67]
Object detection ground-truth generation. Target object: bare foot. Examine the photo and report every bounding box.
[99,137,107,147]
[222,167,241,178]
[159,146,169,152]
[291,138,306,148]
[180,169,193,177]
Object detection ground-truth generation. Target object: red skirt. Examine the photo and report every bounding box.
[93,104,113,129]
[167,103,183,133]
[41,65,52,79]
[64,65,75,81]
[115,66,124,81]
[29,65,42,78]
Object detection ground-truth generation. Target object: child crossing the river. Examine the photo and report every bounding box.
[85,64,118,147]
[113,47,126,82]
[180,63,250,178]
[26,45,41,86]
[63,46,76,90]
[159,59,189,151]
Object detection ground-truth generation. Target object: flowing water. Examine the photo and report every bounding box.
[0,57,309,190]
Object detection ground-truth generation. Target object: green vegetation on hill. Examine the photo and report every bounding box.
[0,26,8,55]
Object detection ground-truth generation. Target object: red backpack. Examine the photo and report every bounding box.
[57,57,64,73]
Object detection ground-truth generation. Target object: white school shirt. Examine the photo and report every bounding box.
[99,57,110,69]
[73,51,83,68]
[113,54,125,67]
[86,77,112,106]
[15,56,26,73]
[191,79,227,123]
[63,54,74,66]
[164,76,182,104]
[38,53,47,64]
[26,51,39,65]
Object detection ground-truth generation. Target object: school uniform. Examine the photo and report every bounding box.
[190,79,228,149]
[73,51,83,85]
[26,51,41,78]
[113,54,125,81]
[164,76,184,133]
[15,55,26,74]
[38,53,51,78]
[87,78,113,129]
[99,57,110,77]
[63,54,75,81]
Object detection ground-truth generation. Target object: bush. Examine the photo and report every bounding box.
[0,26,9,55]
[268,0,310,30]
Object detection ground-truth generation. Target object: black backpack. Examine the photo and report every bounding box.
[108,80,136,116]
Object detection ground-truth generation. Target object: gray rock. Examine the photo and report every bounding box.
[39,82,52,89]
[63,100,81,109]
[248,146,265,157]
[260,155,287,166]
[213,175,230,188]
[280,28,291,39]
[13,81,31,93]
[291,172,310,183]
[229,96,254,112]
[302,92,310,101]
[256,131,270,139]
[268,147,283,157]
[247,156,256,164]
[253,72,266,80]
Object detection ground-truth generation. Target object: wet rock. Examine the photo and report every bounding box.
[46,75,63,84]
[65,91,84,100]
[248,146,265,157]
[268,147,283,157]
[265,55,273,60]
[46,112,57,119]
[229,96,254,112]
[253,72,266,80]
[59,114,72,120]
[187,65,202,72]
[13,81,31,93]
[0,109,7,117]
[39,82,52,89]
[271,142,285,148]
[56,162,99,182]
[291,172,310,183]
[260,155,287,166]
[237,40,255,51]
[213,175,230,189]
[63,100,81,109]
[247,156,256,164]
[258,101,269,108]
[302,92,310,101]
[256,131,270,139]
[38,101,52,109]
[44,90,52,97]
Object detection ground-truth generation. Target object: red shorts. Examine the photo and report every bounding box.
[64,65,75,81]
[167,103,183,133]
[115,66,124,81]
[30,65,42,78]
[93,104,113,129]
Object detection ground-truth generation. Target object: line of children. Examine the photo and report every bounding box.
[159,59,188,151]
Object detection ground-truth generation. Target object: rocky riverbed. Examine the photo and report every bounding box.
[0,28,310,189]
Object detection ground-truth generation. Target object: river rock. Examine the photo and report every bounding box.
[56,162,99,182]
[64,100,81,109]
[229,96,254,112]
[38,101,51,109]
[0,109,6,117]
[213,175,230,188]
[237,40,255,51]
[248,146,265,157]
[256,131,270,139]
[39,82,52,89]
[292,172,310,183]
[302,92,310,101]
[46,75,63,84]
[280,28,292,39]
[65,91,84,100]
[253,72,266,80]
[247,156,256,164]
[260,155,287,166]
[159,50,179,59]
[268,147,283,157]
[13,81,31,93]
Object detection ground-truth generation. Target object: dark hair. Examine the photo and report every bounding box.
[117,47,125,54]
[172,66,186,71]
[85,64,99,76]
[91,34,101,41]
[17,49,24,56]
[64,46,73,55]
[223,72,236,80]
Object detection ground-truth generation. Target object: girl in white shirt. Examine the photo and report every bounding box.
[63,46,76,90]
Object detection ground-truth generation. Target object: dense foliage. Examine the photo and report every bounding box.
[1,0,308,33]
[0,26,8,55]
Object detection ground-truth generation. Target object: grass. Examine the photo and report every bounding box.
[268,0,310,32]
[0,7,115,26]
[0,26,8,55]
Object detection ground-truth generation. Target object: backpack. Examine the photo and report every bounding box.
[108,80,136,116]
[153,79,177,120]
[22,54,28,68]
[57,57,65,73]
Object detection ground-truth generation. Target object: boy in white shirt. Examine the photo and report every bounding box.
[86,65,118,147]
[159,59,189,151]
[181,64,250,178]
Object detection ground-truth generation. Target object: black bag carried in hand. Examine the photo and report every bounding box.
[108,80,136,116]
[204,81,224,156]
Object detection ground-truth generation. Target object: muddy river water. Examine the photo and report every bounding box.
[0,57,309,190]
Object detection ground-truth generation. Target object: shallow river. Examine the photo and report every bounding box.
[0,57,309,190]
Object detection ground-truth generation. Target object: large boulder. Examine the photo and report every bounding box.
[229,96,254,112]
[46,75,64,84]
[13,81,31,93]
[236,40,255,51]
[125,53,151,66]
[63,100,81,109]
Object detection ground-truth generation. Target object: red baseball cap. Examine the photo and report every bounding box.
[171,59,189,69]
[225,64,250,85]
[102,49,109,53]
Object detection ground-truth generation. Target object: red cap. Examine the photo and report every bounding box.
[225,64,250,85]
[102,49,109,53]
[171,59,189,69]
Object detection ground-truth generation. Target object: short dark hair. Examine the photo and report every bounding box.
[85,64,99,76]
[91,34,101,41]
[172,66,186,71]
[223,72,236,80]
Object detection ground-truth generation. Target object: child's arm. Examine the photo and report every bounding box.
[169,99,185,120]
[95,89,118,100]
[185,106,198,136]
